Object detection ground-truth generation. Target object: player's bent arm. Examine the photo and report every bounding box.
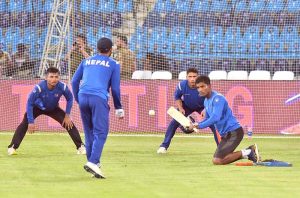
[26,87,40,124]
[198,97,225,129]
[71,63,84,103]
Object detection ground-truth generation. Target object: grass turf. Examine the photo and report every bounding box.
[0,133,300,198]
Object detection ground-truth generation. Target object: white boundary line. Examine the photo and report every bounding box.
[0,132,300,139]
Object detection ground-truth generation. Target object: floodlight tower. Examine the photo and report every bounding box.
[39,0,73,77]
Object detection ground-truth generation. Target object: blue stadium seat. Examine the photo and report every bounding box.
[249,0,265,12]
[191,0,210,12]
[187,27,205,43]
[208,26,223,56]
[244,26,261,58]
[0,1,7,12]
[210,0,230,12]
[117,0,133,13]
[97,27,112,39]
[235,0,248,12]
[24,0,33,12]
[287,0,300,13]
[80,0,96,12]
[281,26,298,42]
[174,0,190,13]
[265,0,285,12]
[23,27,37,45]
[44,0,54,12]
[9,0,24,12]
[98,0,115,13]
[261,26,279,43]
[153,0,173,13]
[5,27,21,52]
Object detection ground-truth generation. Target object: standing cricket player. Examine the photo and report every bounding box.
[189,75,261,165]
[157,68,219,154]
[72,37,124,179]
[8,67,85,155]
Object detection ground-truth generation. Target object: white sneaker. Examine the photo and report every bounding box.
[157,147,167,154]
[77,145,86,155]
[84,162,105,179]
[8,147,17,155]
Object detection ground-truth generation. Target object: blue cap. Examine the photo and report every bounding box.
[97,37,113,53]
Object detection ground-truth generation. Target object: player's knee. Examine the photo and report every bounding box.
[212,158,223,165]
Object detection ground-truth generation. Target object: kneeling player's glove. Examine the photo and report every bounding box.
[115,109,125,118]
[180,116,196,134]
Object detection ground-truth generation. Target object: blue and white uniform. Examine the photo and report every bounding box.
[72,54,122,165]
[198,91,241,137]
[27,80,73,123]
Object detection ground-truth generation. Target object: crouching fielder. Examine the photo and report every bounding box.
[157,68,219,154]
[72,37,124,179]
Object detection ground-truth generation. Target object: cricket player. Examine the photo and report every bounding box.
[72,37,124,179]
[189,75,261,165]
[157,68,219,154]
[8,67,85,155]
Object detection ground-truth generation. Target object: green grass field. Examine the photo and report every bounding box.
[0,133,300,198]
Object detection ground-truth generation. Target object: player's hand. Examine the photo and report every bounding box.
[178,107,185,115]
[62,114,74,130]
[28,124,36,134]
[115,109,124,119]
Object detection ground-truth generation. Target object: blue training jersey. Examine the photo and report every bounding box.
[71,54,122,109]
[198,91,241,136]
[174,80,205,111]
[27,80,73,123]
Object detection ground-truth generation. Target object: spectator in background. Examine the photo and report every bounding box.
[65,33,93,76]
[0,45,12,77]
[9,43,31,77]
[113,34,136,79]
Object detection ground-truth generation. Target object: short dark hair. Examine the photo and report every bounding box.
[76,33,87,44]
[46,67,60,75]
[186,68,198,75]
[195,75,210,85]
[97,37,113,53]
[117,35,128,44]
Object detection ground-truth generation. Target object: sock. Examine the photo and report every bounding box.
[241,149,251,159]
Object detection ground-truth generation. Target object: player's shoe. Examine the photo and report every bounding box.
[247,144,261,163]
[77,145,86,155]
[7,147,17,155]
[84,162,105,179]
[157,147,167,154]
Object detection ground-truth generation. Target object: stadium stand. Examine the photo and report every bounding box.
[0,0,299,79]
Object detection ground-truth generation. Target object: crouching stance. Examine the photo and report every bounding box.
[8,67,85,155]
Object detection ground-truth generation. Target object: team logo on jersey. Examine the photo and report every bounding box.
[214,98,219,103]
[55,94,59,97]
[32,89,36,93]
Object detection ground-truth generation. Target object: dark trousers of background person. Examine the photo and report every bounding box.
[8,107,83,149]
